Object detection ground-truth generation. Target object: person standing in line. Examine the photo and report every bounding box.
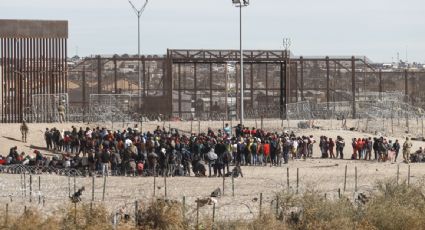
[291,138,298,159]
[393,139,400,162]
[329,138,335,158]
[336,136,345,159]
[308,135,316,158]
[263,140,270,166]
[373,137,379,160]
[256,139,264,166]
[365,137,373,160]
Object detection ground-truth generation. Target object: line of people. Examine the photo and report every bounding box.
[1,124,423,177]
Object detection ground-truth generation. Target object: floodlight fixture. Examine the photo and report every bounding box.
[232,0,249,6]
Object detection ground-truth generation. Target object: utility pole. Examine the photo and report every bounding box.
[283,38,291,118]
[128,0,149,110]
[232,0,249,126]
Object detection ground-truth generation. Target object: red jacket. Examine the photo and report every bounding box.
[263,143,270,156]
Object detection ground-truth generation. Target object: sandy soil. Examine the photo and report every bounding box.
[1,120,425,221]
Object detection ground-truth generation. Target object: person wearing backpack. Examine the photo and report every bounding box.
[336,136,345,159]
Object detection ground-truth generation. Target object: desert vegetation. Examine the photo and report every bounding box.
[1,179,424,230]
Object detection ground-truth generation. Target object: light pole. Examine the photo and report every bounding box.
[128,0,149,110]
[283,37,291,100]
[232,0,249,126]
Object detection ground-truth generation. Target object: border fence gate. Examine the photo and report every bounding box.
[31,93,69,123]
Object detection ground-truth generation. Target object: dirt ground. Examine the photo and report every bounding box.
[1,120,425,221]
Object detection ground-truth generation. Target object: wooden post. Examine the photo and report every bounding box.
[212,203,216,225]
[190,120,193,134]
[38,176,41,204]
[222,176,225,196]
[275,195,279,217]
[74,202,77,226]
[153,176,156,197]
[259,193,263,217]
[135,201,138,227]
[164,176,167,198]
[296,168,299,194]
[287,167,290,191]
[391,116,394,134]
[198,120,201,134]
[397,164,400,185]
[141,118,143,134]
[408,164,411,185]
[20,173,23,197]
[92,175,95,201]
[24,173,26,197]
[417,117,419,134]
[29,175,32,203]
[355,166,358,192]
[5,203,8,226]
[344,165,347,192]
[68,176,71,197]
[196,201,199,229]
[73,175,76,193]
[338,188,341,198]
[232,175,235,197]
[407,114,410,133]
[260,116,264,130]
[365,118,369,132]
[182,196,186,219]
[382,117,385,131]
[255,118,258,129]
[102,175,106,201]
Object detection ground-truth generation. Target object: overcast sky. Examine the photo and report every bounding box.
[1,0,424,63]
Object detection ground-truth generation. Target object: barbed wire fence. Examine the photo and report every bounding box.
[0,163,422,228]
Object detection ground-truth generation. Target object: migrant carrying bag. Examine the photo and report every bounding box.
[207,150,218,161]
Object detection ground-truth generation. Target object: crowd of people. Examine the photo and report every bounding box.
[1,123,424,177]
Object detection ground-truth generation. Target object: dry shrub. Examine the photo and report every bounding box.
[278,191,358,230]
[136,199,187,230]
[364,180,425,230]
[61,203,113,230]
[3,208,60,230]
[2,179,425,230]
[212,213,288,230]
